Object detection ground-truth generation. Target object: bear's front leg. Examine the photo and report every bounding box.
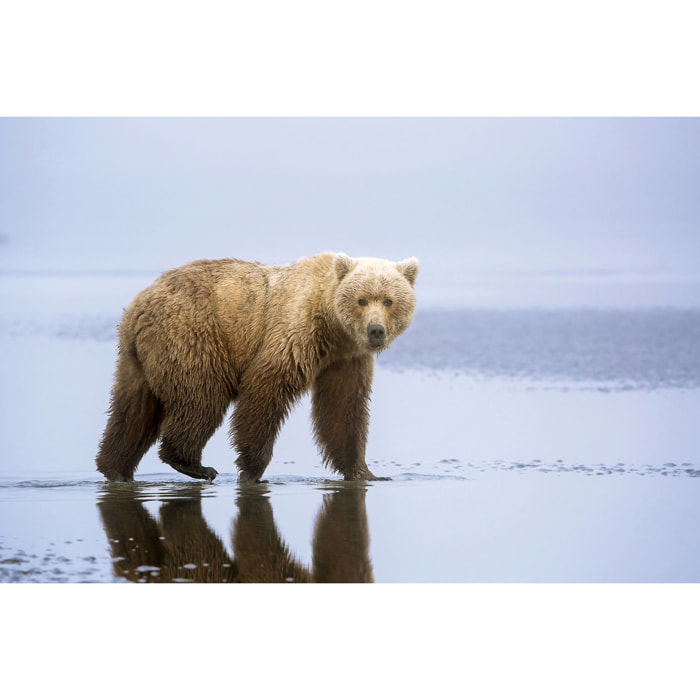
[231,378,300,482]
[311,355,387,480]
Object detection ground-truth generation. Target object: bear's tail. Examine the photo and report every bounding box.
[96,345,162,482]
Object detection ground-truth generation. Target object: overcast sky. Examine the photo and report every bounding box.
[1,118,699,294]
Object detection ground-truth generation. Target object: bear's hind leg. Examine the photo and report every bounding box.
[96,355,162,482]
[157,396,229,482]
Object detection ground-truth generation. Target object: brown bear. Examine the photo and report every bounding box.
[96,252,419,483]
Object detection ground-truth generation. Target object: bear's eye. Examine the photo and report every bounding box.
[383,298,393,307]
[358,298,368,306]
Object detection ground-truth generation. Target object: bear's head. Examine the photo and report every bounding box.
[332,253,419,353]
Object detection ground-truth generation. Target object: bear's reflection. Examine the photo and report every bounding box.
[97,483,373,583]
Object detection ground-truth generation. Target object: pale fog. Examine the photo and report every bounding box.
[1,118,700,583]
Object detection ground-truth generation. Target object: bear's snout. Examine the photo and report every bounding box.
[367,323,386,348]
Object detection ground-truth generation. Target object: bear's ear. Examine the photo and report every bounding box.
[333,253,356,281]
[396,257,419,285]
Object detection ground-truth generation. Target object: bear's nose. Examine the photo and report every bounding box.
[367,323,386,347]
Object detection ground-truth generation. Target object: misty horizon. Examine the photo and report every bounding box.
[1,117,699,307]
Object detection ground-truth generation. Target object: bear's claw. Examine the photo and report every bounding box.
[170,464,218,482]
[344,467,391,481]
[237,470,265,484]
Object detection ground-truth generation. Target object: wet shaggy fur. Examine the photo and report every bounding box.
[96,252,419,482]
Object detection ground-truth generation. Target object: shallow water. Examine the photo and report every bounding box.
[2,466,700,583]
[1,273,700,582]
